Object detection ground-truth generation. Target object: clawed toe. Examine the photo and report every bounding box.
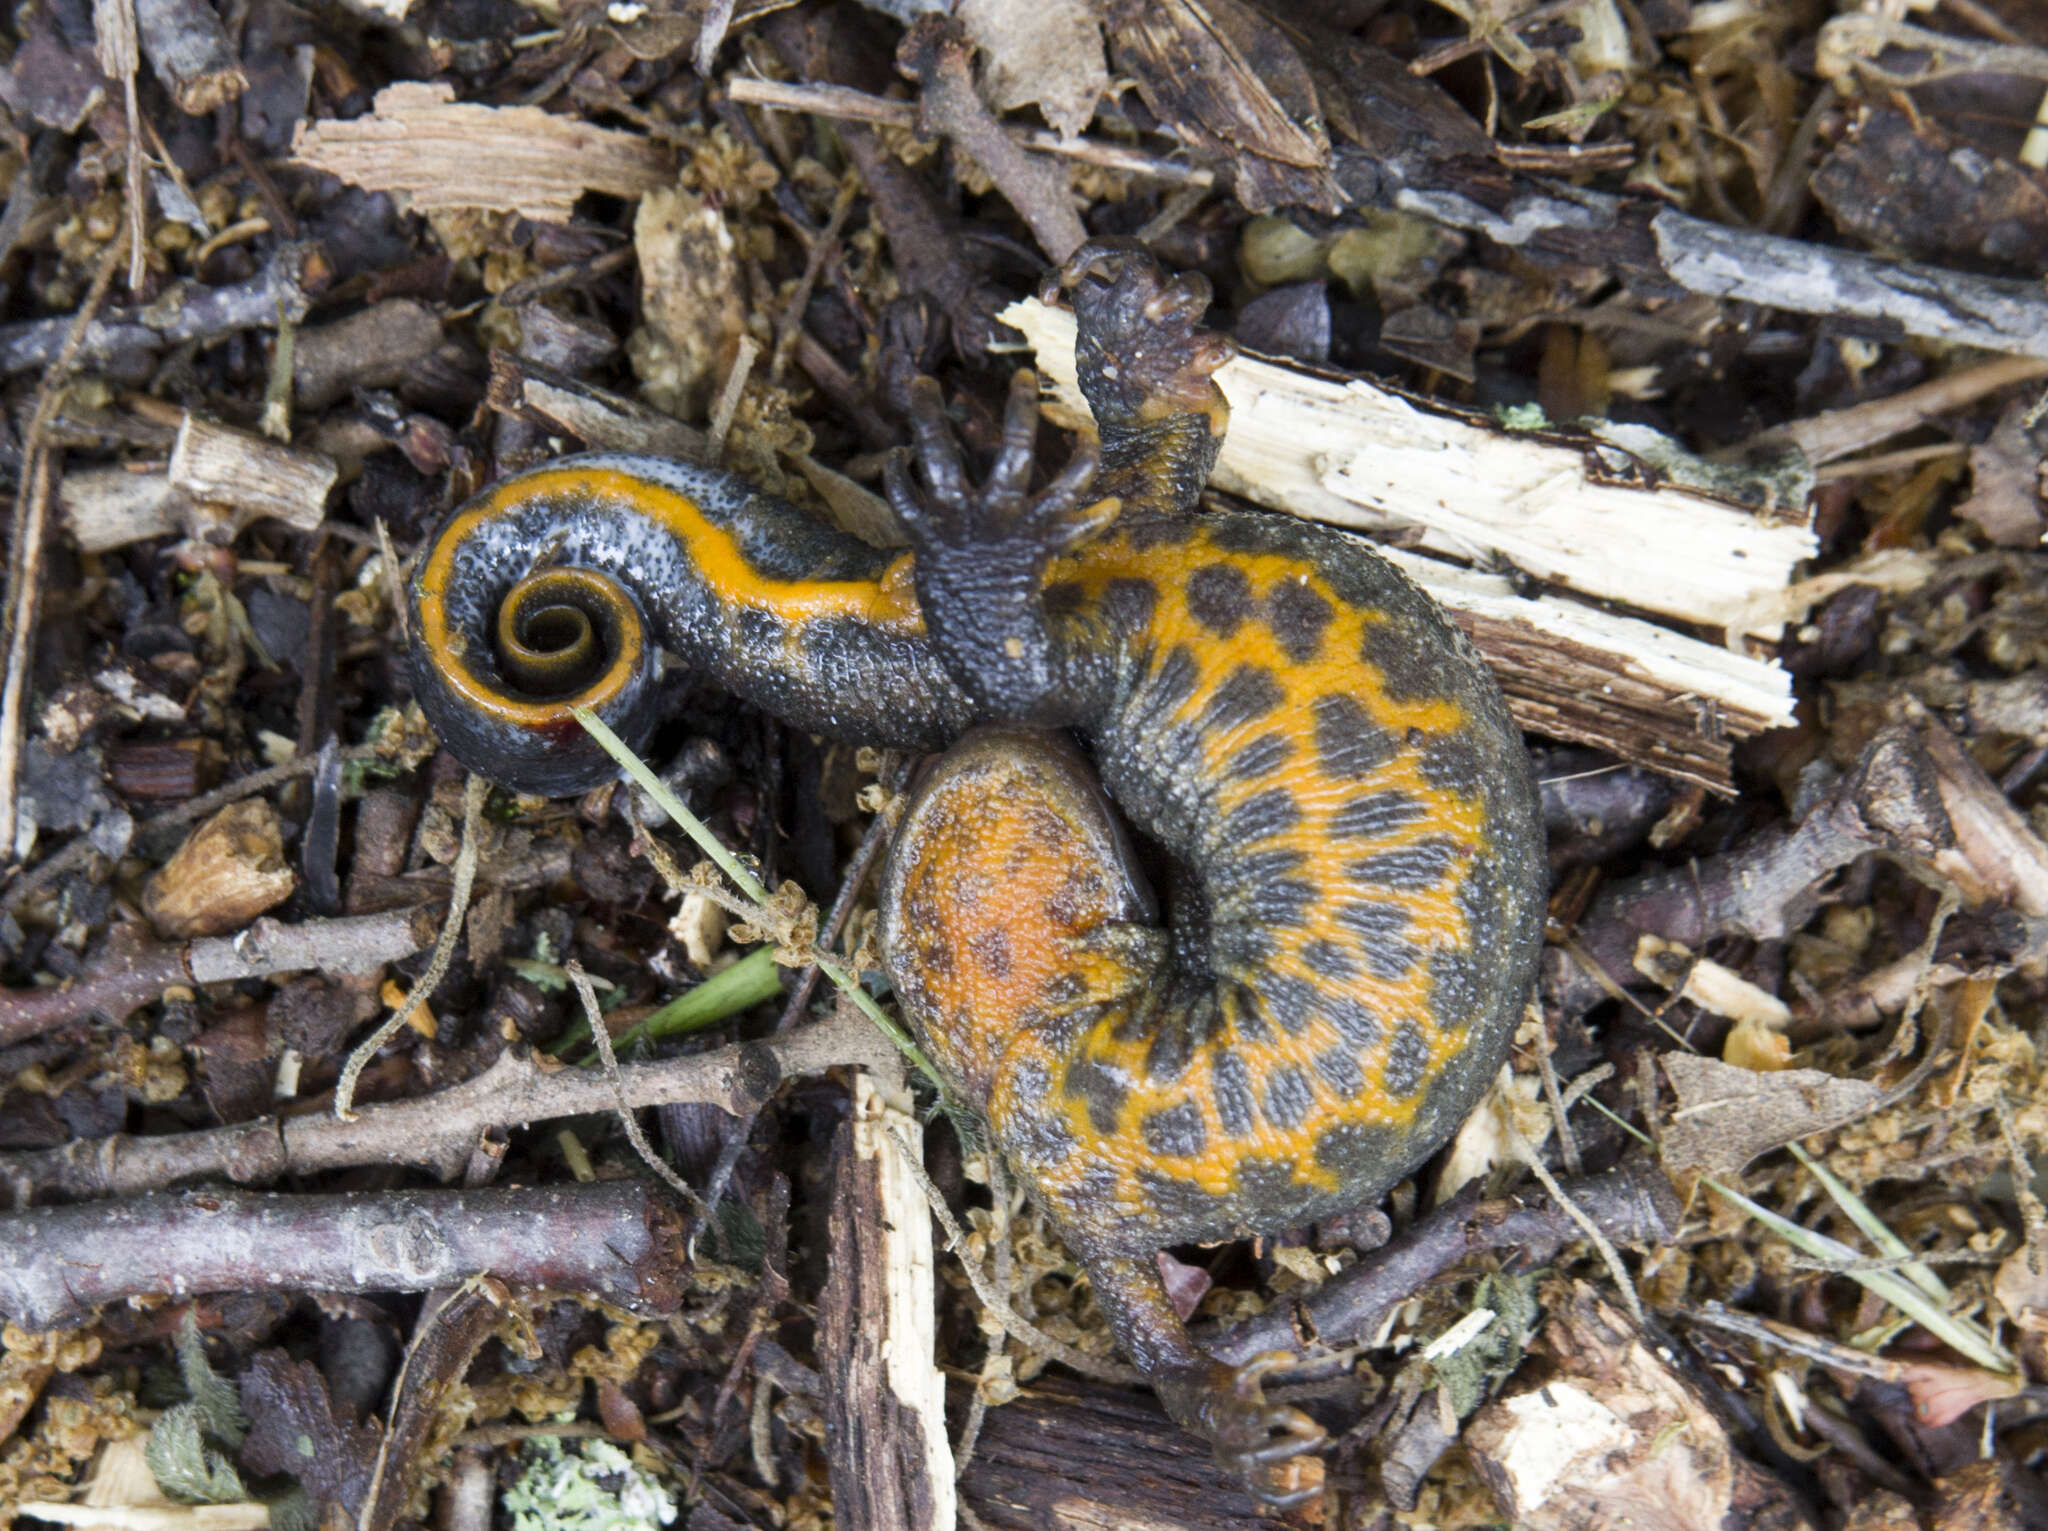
[1157,1355,1327,1511]
[1042,239,1232,441]
[887,362,1113,557]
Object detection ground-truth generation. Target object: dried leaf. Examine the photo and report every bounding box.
[1812,110,2048,276]
[1103,0,1340,213]
[1464,1282,1796,1531]
[1660,1053,1880,1192]
[237,1352,380,1520]
[1954,400,2047,548]
[958,0,1108,142]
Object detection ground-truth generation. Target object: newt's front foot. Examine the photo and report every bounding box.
[883,365,1111,722]
[1155,1355,1327,1510]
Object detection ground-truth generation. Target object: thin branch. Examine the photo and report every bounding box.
[0,1000,901,1206]
[0,907,436,1047]
[0,1181,687,1330]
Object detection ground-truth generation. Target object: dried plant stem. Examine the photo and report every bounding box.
[0,1000,900,1206]
[0,230,130,858]
[334,774,487,1119]
[569,959,710,1216]
[572,707,945,1096]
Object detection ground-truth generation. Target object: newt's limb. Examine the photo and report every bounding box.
[883,366,1111,724]
[1085,1251,1326,1509]
[1046,238,1234,519]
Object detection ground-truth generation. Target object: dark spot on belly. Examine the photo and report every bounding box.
[970,928,1012,978]
[1267,580,1333,663]
[1187,564,1253,637]
[1313,694,1398,779]
[1315,1046,1365,1099]
[1024,800,1080,851]
[1139,645,1200,719]
[1041,970,1087,1007]
[1010,1058,1052,1104]
[1064,1056,1128,1135]
[1219,786,1301,847]
[1134,1165,1228,1225]
[1336,900,1420,979]
[1211,920,1277,970]
[1045,867,1108,926]
[1457,853,1505,951]
[1247,876,1317,929]
[1212,1051,1257,1139]
[1202,665,1283,733]
[1224,984,1270,1043]
[1336,899,1408,943]
[1143,1101,1207,1158]
[1313,1120,1406,1190]
[1302,940,1356,981]
[1146,1019,1194,1082]
[1204,514,1299,557]
[1231,1155,1309,1213]
[1071,1162,1122,1211]
[1326,997,1381,1049]
[1100,576,1159,633]
[1347,836,1461,892]
[1005,1108,1076,1170]
[1044,580,1085,617]
[1263,1065,1315,1130]
[1384,1020,1431,1097]
[915,934,954,978]
[1126,515,1196,551]
[1213,847,1310,909]
[1418,727,1487,796]
[1359,616,1454,705]
[1330,790,1425,840]
[1429,947,1487,1035]
[1258,973,1318,1034]
[1226,731,1293,780]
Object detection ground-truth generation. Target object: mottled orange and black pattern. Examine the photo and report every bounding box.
[883,507,1540,1259]
[406,242,1545,1504]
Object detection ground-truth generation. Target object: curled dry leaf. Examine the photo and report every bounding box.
[1891,1358,2023,1429]
[1659,1053,1880,1196]
[237,1350,380,1521]
[142,799,295,940]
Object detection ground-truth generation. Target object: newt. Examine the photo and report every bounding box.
[406,242,1547,1504]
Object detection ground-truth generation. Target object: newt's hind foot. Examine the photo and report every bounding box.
[883,367,1111,722]
[1042,239,1231,518]
[1044,238,1234,439]
[1155,1354,1327,1510]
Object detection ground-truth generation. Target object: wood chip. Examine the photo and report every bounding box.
[168,413,336,532]
[1007,297,1815,631]
[143,799,297,940]
[291,82,674,223]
